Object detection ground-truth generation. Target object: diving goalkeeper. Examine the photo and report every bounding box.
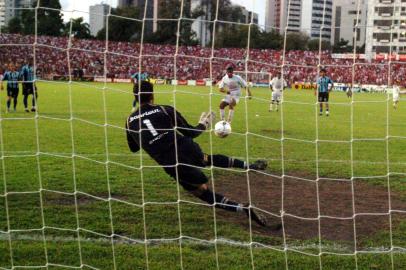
[126,81,275,227]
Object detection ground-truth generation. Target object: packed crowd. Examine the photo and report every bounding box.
[0,33,403,85]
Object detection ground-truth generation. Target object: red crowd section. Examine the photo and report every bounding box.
[0,33,404,85]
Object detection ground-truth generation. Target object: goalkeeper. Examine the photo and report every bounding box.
[126,81,273,227]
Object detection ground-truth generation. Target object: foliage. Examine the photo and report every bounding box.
[145,0,198,45]
[21,0,64,36]
[96,7,141,42]
[64,17,91,39]
[308,39,332,51]
[332,38,354,53]
[6,17,22,34]
[285,32,310,51]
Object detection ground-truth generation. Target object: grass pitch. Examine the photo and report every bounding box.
[0,82,405,269]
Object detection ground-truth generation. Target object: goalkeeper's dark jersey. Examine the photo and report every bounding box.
[126,104,205,165]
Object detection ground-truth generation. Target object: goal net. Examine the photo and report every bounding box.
[0,0,405,269]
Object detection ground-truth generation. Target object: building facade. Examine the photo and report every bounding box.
[300,0,333,40]
[265,0,302,32]
[191,1,258,46]
[89,4,110,37]
[265,0,333,41]
[238,5,259,24]
[0,0,32,28]
[191,0,211,46]
[331,0,368,48]
[366,0,406,56]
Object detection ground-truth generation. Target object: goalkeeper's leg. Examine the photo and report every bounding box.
[189,183,268,227]
[204,154,267,171]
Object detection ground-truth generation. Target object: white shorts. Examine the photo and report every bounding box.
[393,93,399,102]
[222,94,240,105]
[272,92,281,101]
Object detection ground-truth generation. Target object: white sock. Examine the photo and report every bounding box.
[270,103,273,110]
[236,204,244,212]
[220,109,225,120]
[228,110,234,123]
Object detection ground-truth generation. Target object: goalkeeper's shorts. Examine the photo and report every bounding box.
[162,137,208,191]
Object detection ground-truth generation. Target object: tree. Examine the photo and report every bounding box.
[285,32,309,51]
[21,9,35,35]
[7,17,22,34]
[145,0,199,45]
[250,26,283,50]
[308,39,332,51]
[214,24,248,48]
[64,17,91,39]
[332,38,353,53]
[21,0,64,36]
[97,7,141,42]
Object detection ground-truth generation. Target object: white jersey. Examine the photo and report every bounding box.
[393,86,400,102]
[219,74,247,97]
[270,77,287,93]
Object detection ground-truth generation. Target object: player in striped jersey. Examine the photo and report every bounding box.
[316,68,334,116]
[21,60,38,112]
[131,70,149,111]
[1,63,20,112]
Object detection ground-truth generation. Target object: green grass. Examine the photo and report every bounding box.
[0,81,405,269]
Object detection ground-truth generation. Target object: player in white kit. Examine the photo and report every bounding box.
[269,72,287,112]
[219,66,252,123]
[393,80,406,109]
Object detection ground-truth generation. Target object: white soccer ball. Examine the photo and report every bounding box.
[214,121,232,138]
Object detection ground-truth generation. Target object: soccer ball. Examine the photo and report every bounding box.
[214,121,232,138]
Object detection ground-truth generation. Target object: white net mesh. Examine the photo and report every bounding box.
[0,0,406,269]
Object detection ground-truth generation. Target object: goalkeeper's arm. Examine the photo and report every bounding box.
[126,121,140,153]
[161,106,214,138]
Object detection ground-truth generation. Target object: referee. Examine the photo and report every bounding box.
[316,68,334,116]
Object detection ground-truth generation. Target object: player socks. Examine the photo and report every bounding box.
[23,95,28,110]
[6,100,11,110]
[13,98,17,110]
[197,189,243,212]
[220,109,225,120]
[207,155,247,169]
[228,109,234,123]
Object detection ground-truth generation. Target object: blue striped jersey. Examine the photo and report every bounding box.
[317,76,333,93]
[21,64,35,82]
[3,71,20,89]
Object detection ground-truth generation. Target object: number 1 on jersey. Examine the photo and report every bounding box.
[143,119,158,136]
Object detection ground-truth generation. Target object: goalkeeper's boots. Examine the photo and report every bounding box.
[249,160,268,170]
[243,204,267,227]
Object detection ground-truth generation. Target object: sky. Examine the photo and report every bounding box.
[60,0,266,26]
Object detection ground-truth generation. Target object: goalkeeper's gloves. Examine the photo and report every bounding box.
[199,112,215,129]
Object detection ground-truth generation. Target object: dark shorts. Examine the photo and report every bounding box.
[7,87,19,98]
[22,82,37,96]
[318,92,329,102]
[163,138,208,191]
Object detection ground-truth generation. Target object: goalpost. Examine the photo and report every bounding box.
[0,0,405,269]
